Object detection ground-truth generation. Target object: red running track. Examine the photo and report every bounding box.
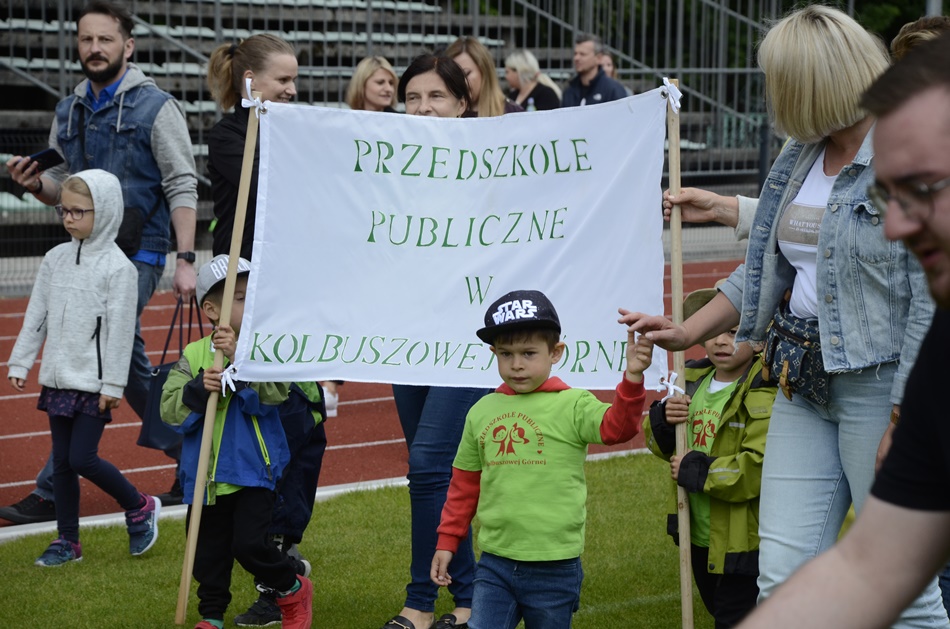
[0,259,740,527]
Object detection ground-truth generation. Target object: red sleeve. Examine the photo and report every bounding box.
[436,467,481,553]
[599,378,647,445]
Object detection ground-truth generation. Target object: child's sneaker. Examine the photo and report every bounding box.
[35,537,82,567]
[125,493,161,556]
[234,594,281,627]
[194,621,220,629]
[276,576,313,629]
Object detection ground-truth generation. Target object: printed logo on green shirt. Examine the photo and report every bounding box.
[479,411,547,465]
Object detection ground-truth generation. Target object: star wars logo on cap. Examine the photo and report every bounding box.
[492,299,539,325]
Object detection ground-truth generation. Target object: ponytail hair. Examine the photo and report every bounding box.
[207,34,295,111]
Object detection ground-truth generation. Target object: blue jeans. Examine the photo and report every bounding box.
[940,562,950,618]
[757,363,949,628]
[124,259,164,425]
[33,259,166,501]
[469,552,583,629]
[392,384,490,613]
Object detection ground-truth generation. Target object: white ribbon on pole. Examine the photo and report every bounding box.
[241,77,265,117]
[659,371,686,402]
[662,77,683,113]
[219,364,238,396]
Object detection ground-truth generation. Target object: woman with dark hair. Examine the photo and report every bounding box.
[381,54,489,629]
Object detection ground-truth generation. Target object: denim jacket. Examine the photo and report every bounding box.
[719,130,934,404]
[51,65,197,254]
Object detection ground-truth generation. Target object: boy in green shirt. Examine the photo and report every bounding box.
[643,281,776,628]
[431,289,654,629]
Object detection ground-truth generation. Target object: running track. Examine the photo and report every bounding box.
[0,259,740,528]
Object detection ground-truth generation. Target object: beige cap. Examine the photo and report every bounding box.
[683,278,727,320]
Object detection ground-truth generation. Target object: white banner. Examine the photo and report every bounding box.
[234,89,669,390]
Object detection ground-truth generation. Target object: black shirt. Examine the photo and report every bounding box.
[872,309,950,511]
[207,106,258,260]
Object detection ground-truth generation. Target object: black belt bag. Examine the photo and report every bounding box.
[762,303,830,405]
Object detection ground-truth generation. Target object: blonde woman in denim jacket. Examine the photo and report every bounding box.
[623,6,948,627]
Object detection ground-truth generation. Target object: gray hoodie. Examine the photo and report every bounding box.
[8,169,138,399]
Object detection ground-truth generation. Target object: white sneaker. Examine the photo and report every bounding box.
[324,390,339,418]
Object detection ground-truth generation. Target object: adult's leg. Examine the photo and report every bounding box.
[33,453,55,500]
[124,260,163,426]
[67,413,142,511]
[399,386,487,613]
[756,393,852,598]
[392,384,429,450]
[832,365,949,629]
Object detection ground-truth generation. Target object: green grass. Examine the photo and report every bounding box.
[0,453,714,628]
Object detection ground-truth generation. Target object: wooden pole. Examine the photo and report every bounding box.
[174,92,263,625]
[666,78,694,629]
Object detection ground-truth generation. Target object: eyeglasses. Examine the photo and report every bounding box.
[867,175,950,222]
[54,205,95,221]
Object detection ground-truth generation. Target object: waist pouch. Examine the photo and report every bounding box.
[116,208,146,257]
[762,305,830,405]
[116,199,162,257]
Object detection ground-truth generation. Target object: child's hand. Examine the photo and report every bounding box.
[203,366,223,393]
[623,330,654,383]
[8,376,25,392]
[430,550,455,587]
[664,396,691,424]
[212,325,237,362]
[98,394,120,413]
[670,453,687,481]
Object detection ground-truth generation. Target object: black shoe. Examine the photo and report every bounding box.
[234,593,281,627]
[155,478,184,506]
[0,493,56,524]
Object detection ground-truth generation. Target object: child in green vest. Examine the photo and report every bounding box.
[430,289,654,629]
[644,281,777,628]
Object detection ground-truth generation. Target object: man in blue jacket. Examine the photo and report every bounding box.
[2,0,198,523]
[561,33,628,107]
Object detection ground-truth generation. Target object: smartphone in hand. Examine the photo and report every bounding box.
[26,148,65,172]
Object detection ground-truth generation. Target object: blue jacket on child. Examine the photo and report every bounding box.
[160,335,290,505]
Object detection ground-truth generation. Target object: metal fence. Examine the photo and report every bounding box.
[0,0,802,294]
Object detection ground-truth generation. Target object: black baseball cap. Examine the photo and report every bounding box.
[476,289,561,344]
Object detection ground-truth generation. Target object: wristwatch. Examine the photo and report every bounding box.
[176,251,196,263]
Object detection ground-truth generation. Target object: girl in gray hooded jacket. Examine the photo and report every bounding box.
[7,169,160,566]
